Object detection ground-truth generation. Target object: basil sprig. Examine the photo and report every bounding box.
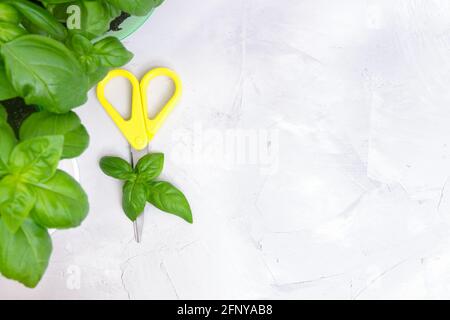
[100,153,193,224]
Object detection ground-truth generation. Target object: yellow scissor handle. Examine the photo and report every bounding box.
[97,68,182,150]
[97,69,149,150]
[140,67,182,142]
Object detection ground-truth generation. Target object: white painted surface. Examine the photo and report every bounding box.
[2,0,450,299]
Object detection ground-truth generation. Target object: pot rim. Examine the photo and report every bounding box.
[105,9,154,41]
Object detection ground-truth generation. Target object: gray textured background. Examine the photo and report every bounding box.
[2,0,450,299]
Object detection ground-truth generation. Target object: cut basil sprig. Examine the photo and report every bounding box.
[100,153,193,224]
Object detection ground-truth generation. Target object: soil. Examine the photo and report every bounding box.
[1,98,37,136]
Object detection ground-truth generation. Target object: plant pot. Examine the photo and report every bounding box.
[105,10,154,40]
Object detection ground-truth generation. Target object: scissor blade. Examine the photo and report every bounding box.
[133,214,145,243]
[130,147,149,167]
[130,146,149,243]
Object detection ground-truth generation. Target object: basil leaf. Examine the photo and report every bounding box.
[92,37,133,67]
[122,179,147,221]
[68,35,132,88]
[62,125,90,159]
[9,136,63,183]
[0,107,17,172]
[67,33,100,73]
[0,35,89,113]
[0,161,8,178]
[0,176,35,233]
[67,35,101,86]
[108,0,164,16]
[30,169,89,229]
[0,22,27,45]
[76,0,121,39]
[50,1,120,39]
[20,111,89,159]
[68,33,94,56]
[10,0,67,40]
[0,217,52,288]
[136,153,164,181]
[87,66,109,88]
[100,156,135,180]
[0,3,21,25]
[146,181,193,223]
[0,63,17,101]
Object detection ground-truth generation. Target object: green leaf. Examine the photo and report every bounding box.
[0,108,17,174]
[74,0,121,39]
[0,3,21,25]
[20,111,89,159]
[87,66,108,88]
[108,0,164,16]
[39,2,70,22]
[67,35,132,88]
[0,63,17,101]
[8,136,63,183]
[146,181,193,223]
[30,170,89,229]
[52,1,120,39]
[0,217,52,288]
[0,176,35,232]
[0,161,8,178]
[136,153,164,182]
[9,0,67,41]
[100,156,135,180]
[92,36,133,67]
[67,33,93,56]
[0,22,27,45]
[67,33,99,73]
[63,125,89,159]
[122,179,147,221]
[0,35,89,113]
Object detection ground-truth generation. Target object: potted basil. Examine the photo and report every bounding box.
[0,0,164,288]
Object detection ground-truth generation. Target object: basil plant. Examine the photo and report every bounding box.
[0,0,165,287]
[0,0,165,111]
[0,105,89,288]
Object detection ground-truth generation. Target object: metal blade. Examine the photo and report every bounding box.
[133,214,145,243]
[130,147,149,167]
[130,146,149,243]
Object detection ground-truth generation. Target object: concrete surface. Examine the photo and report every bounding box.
[2,0,450,299]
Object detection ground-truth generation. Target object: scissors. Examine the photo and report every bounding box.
[97,68,182,243]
